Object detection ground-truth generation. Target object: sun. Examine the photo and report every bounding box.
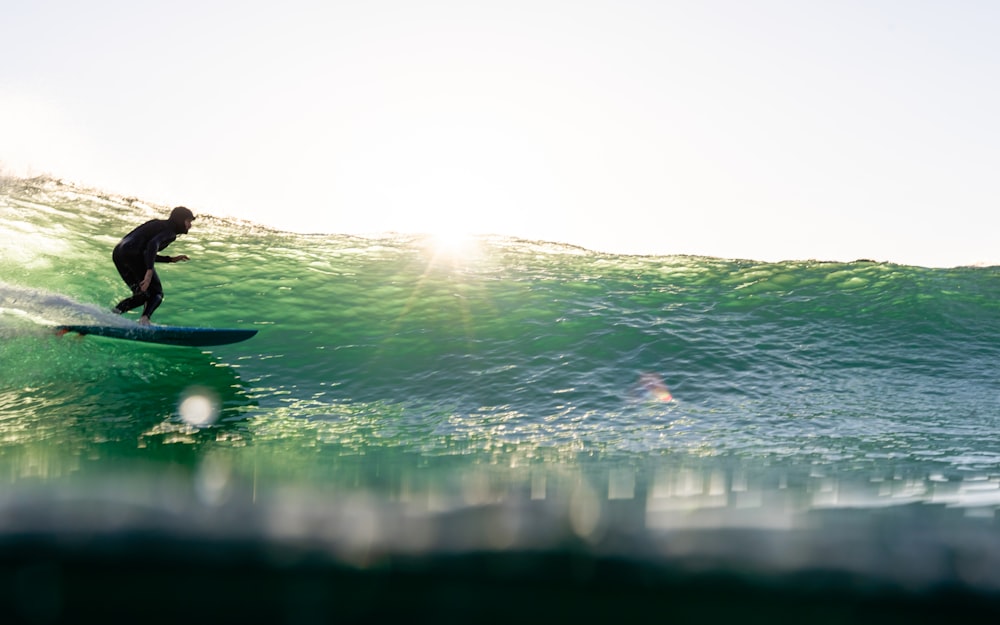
[420,228,486,269]
[413,202,491,261]
[427,227,481,258]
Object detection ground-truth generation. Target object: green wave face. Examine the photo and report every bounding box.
[2,177,999,497]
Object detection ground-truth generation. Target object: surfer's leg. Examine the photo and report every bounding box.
[140,272,164,320]
[113,251,147,313]
[114,274,149,313]
[114,292,147,314]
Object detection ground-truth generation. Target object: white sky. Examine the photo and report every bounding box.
[2,0,998,266]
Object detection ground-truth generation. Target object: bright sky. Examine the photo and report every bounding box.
[1,1,997,266]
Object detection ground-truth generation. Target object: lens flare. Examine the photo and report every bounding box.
[178,387,221,427]
[637,373,673,402]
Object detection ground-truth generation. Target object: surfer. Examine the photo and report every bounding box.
[111,206,194,325]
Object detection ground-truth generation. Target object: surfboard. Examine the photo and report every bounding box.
[55,324,258,347]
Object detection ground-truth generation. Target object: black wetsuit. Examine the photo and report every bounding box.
[112,219,182,319]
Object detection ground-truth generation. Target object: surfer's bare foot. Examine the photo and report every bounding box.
[138,316,151,326]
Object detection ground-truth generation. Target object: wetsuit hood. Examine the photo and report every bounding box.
[169,206,195,234]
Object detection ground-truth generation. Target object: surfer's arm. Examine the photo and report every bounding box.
[145,230,177,267]
[144,237,165,268]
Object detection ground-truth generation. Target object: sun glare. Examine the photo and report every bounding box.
[428,229,480,258]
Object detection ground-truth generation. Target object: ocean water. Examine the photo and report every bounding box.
[2,176,999,621]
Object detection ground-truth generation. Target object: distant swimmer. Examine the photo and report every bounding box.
[111,206,194,325]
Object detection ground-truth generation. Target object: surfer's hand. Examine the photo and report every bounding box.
[171,255,190,263]
[140,270,153,292]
